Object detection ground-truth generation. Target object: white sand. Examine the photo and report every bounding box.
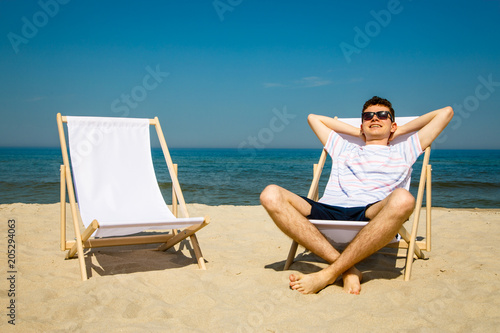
[1,203,499,332]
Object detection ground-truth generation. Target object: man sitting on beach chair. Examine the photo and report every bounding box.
[260,96,453,294]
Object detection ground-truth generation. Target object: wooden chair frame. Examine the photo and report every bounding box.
[57,113,209,281]
[284,121,432,281]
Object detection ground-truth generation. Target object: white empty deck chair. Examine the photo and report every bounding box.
[57,114,209,281]
[284,117,432,281]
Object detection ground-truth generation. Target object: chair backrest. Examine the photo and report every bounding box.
[66,116,175,229]
[308,116,423,200]
[338,116,420,190]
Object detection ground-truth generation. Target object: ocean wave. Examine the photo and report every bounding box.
[0,181,60,204]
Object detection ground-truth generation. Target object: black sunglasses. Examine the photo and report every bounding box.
[361,111,393,122]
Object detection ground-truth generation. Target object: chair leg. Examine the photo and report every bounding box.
[404,248,414,281]
[426,164,432,252]
[189,234,206,270]
[157,218,209,268]
[66,221,99,281]
[284,241,299,270]
[60,166,67,251]
[404,216,423,281]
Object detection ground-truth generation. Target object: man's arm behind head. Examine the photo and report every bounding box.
[308,114,362,146]
[396,107,454,150]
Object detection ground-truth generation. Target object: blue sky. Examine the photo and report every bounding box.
[1,0,499,149]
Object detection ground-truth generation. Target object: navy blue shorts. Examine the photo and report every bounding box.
[301,196,375,222]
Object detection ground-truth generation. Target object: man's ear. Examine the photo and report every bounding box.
[388,122,397,142]
[359,125,366,142]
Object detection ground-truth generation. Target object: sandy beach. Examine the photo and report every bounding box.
[1,203,499,332]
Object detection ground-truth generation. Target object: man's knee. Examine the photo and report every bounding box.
[390,188,415,214]
[260,184,282,208]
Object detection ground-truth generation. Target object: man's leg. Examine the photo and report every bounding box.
[260,184,362,293]
[289,188,415,294]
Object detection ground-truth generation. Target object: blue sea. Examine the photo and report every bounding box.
[0,147,499,209]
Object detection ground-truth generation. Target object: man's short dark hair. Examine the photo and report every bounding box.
[362,96,395,120]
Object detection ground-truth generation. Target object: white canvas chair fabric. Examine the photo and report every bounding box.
[284,116,431,281]
[66,116,204,238]
[58,114,209,281]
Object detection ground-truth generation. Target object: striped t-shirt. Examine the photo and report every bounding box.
[319,131,423,207]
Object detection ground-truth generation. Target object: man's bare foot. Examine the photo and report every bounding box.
[289,266,362,295]
[342,267,363,295]
[289,269,336,294]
